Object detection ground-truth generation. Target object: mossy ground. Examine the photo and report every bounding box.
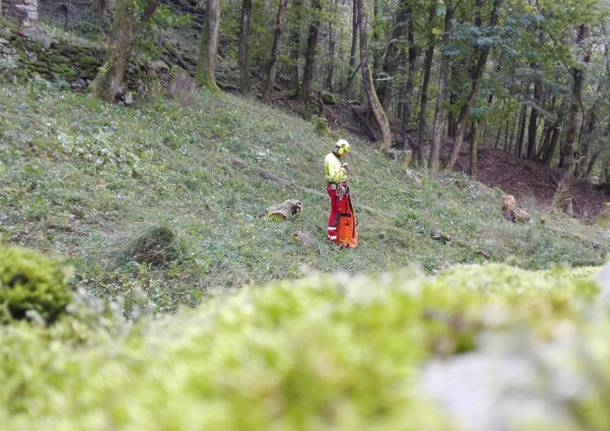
[0,82,608,312]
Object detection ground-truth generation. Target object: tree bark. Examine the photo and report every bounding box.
[196,0,221,91]
[515,102,527,158]
[560,24,591,176]
[238,0,253,95]
[470,120,479,179]
[378,0,410,109]
[92,0,159,102]
[429,1,453,172]
[526,77,543,160]
[288,0,303,95]
[301,0,322,104]
[348,0,359,70]
[415,0,437,164]
[397,12,416,125]
[325,4,336,91]
[263,0,288,102]
[446,0,503,170]
[357,0,392,150]
[542,122,561,165]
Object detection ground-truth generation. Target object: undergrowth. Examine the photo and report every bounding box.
[0,81,608,312]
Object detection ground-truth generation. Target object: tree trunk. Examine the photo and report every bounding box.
[560,24,591,176]
[263,0,288,102]
[378,0,410,109]
[526,77,543,160]
[446,0,503,170]
[92,0,159,102]
[429,2,453,172]
[238,0,253,95]
[415,0,437,165]
[325,9,336,91]
[397,12,416,125]
[515,103,527,158]
[372,0,381,75]
[357,0,392,150]
[348,0,359,70]
[288,0,302,95]
[543,123,561,165]
[196,0,221,91]
[470,120,478,179]
[99,0,108,17]
[301,0,321,104]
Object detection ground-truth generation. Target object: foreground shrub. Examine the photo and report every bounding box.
[0,245,72,324]
[0,265,607,430]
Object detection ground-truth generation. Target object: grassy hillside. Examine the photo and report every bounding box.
[1,82,608,312]
[1,264,608,430]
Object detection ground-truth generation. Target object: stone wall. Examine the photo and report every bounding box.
[2,0,39,27]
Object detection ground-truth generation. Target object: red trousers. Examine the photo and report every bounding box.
[327,183,349,241]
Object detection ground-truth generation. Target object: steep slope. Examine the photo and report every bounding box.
[0,82,608,311]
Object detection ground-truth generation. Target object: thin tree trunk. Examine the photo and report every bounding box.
[301,0,322,104]
[543,123,561,165]
[429,1,453,172]
[357,0,392,149]
[99,0,108,17]
[325,8,336,91]
[378,0,410,109]
[92,0,159,102]
[288,0,302,95]
[446,0,503,170]
[238,0,253,95]
[196,0,221,91]
[584,151,599,178]
[503,117,510,151]
[397,12,416,125]
[526,77,543,160]
[508,111,519,153]
[263,0,288,102]
[515,103,527,158]
[415,0,437,165]
[470,120,478,178]
[372,0,381,75]
[348,0,359,69]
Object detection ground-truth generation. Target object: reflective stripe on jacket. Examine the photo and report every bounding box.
[324,152,347,184]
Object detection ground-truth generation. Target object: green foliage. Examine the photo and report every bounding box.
[117,226,184,268]
[0,246,72,324]
[0,265,609,429]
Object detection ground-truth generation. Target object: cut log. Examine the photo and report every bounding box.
[266,199,303,221]
[501,194,530,223]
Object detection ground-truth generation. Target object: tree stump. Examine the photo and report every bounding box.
[266,200,303,221]
[501,195,530,224]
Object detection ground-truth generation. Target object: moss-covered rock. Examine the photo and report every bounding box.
[0,246,72,324]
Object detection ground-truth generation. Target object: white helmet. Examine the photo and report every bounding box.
[334,139,350,156]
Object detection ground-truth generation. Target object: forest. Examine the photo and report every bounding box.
[88,0,610,193]
[1,0,610,429]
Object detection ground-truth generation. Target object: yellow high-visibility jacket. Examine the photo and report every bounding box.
[324,152,348,184]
